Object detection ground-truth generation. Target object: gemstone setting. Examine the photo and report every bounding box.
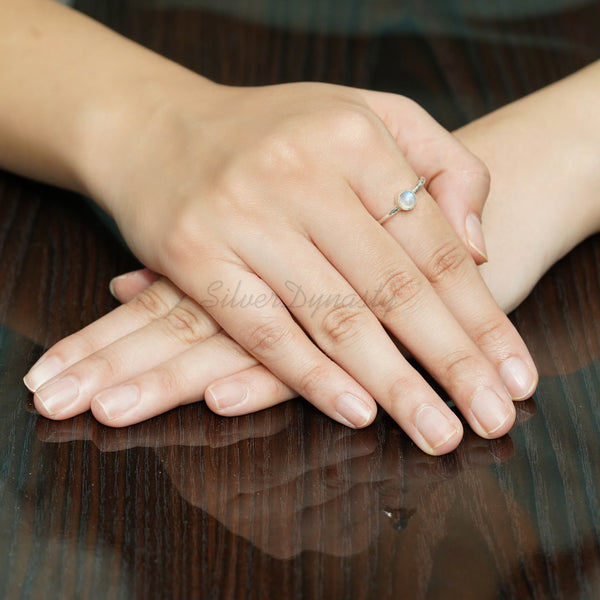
[397,190,417,211]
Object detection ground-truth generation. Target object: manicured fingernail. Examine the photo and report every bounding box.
[470,388,514,436]
[465,213,488,262]
[108,278,118,299]
[94,385,140,420]
[109,273,132,299]
[415,405,460,452]
[23,355,64,392]
[206,381,248,410]
[35,376,79,416]
[500,357,537,400]
[335,393,374,428]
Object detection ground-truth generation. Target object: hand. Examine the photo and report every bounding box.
[26,248,530,459]
[3,3,534,453]
[28,58,600,450]
[26,270,297,425]
[24,78,536,455]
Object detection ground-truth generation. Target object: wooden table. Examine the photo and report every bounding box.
[1,1,600,598]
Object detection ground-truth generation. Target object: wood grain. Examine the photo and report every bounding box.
[1,1,599,598]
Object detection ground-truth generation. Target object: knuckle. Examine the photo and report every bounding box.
[164,304,212,345]
[245,319,294,358]
[386,373,417,418]
[370,268,424,318]
[251,132,307,179]
[465,158,491,196]
[264,373,293,401]
[426,241,472,287]
[130,285,172,320]
[297,363,332,398]
[47,335,95,368]
[328,107,379,148]
[439,348,478,382]
[159,212,207,268]
[152,364,186,401]
[473,319,511,353]
[320,304,366,347]
[88,351,121,382]
[386,373,415,411]
[475,158,491,187]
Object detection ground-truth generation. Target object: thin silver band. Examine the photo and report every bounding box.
[378,177,426,225]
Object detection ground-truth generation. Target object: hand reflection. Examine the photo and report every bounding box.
[35,401,534,559]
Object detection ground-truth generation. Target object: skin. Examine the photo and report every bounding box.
[3,1,540,454]
[22,60,600,455]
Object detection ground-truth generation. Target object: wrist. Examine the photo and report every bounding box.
[0,0,223,213]
[75,62,222,216]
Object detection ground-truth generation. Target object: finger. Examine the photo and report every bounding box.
[109,268,160,303]
[382,198,538,400]
[228,227,464,455]
[90,345,296,427]
[205,364,296,416]
[302,181,515,442]
[345,133,538,402]
[23,277,185,392]
[182,262,379,431]
[90,333,260,425]
[360,90,490,263]
[32,294,221,419]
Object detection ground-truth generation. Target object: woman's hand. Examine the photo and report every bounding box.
[30,57,600,455]
[90,81,534,452]
[25,226,534,460]
[6,1,536,454]
[26,80,538,455]
[27,270,297,426]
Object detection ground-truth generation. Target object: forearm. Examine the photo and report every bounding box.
[0,0,216,208]
[456,61,600,313]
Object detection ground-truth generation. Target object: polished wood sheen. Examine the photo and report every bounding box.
[1,2,600,598]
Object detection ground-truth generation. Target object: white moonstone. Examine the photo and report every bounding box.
[397,190,416,211]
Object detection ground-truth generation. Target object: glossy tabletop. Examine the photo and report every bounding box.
[1,1,600,598]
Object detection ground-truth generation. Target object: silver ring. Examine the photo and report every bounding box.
[377,177,426,225]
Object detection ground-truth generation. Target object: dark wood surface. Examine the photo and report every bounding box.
[1,1,600,598]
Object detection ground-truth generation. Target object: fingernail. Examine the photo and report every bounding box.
[500,357,537,400]
[23,355,64,392]
[414,405,460,452]
[465,213,488,262]
[35,376,79,416]
[206,381,248,410]
[108,278,118,299]
[109,273,131,300]
[94,385,140,420]
[470,388,514,436]
[335,393,374,428]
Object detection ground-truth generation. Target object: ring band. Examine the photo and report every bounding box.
[377,177,426,225]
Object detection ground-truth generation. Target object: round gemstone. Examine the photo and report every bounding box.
[397,190,417,211]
